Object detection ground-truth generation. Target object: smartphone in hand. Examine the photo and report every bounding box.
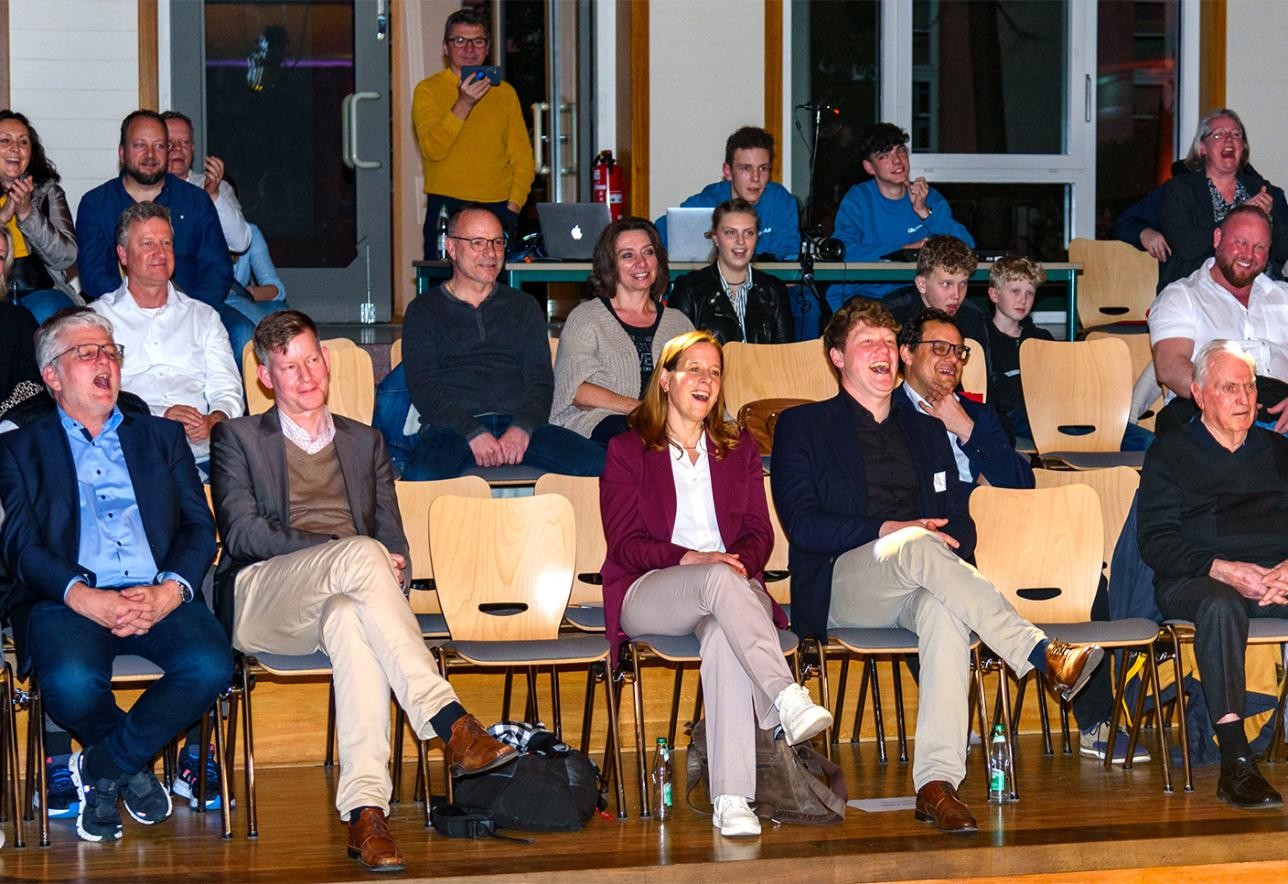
[460,65,502,86]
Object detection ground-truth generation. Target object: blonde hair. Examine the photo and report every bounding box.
[988,254,1045,290]
[628,330,742,457]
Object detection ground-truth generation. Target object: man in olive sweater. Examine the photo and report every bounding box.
[401,206,604,480]
[1138,338,1288,809]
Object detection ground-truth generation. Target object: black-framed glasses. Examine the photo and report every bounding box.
[447,235,507,252]
[53,343,125,363]
[446,36,490,49]
[912,339,970,361]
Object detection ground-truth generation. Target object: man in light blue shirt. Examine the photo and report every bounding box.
[0,309,229,843]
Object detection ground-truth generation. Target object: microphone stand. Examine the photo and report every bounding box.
[795,103,833,324]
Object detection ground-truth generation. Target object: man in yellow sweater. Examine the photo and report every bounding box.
[412,9,535,259]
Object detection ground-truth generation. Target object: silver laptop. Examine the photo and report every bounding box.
[537,203,612,261]
[666,207,715,262]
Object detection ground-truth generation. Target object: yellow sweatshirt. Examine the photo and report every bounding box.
[412,68,536,207]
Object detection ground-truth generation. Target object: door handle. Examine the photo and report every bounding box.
[341,91,382,170]
[531,101,551,175]
[559,101,577,176]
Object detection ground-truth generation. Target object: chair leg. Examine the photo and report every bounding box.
[629,646,650,818]
[2,670,24,848]
[579,667,596,755]
[501,669,514,722]
[1034,676,1055,756]
[869,659,887,764]
[813,641,833,759]
[972,648,988,758]
[239,663,259,839]
[601,662,627,820]
[524,666,540,724]
[996,667,1019,802]
[1123,652,1151,772]
[391,703,405,804]
[211,699,232,839]
[194,714,211,813]
[1264,644,1288,764]
[1060,699,1073,754]
[1167,628,1194,792]
[224,694,239,807]
[32,690,49,847]
[832,655,850,745]
[1145,648,1174,793]
[850,658,870,745]
[434,648,455,806]
[420,736,434,829]
[324,679,336,768]
[550,665,563,741]
[691,675,704,731]
[1105,647,1133,771]
[890,658,909,764]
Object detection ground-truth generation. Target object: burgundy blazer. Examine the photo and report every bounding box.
[598,428,787,662]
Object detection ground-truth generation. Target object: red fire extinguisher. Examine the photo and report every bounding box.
[592,149,626,221]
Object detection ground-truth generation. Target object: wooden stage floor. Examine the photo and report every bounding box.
[4,733,1288,883]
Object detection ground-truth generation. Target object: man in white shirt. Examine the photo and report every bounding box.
[90,201,244,473]
[1150,205,1288,433]
[160,111,251,254]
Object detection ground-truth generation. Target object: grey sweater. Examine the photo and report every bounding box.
[550,298,692,437]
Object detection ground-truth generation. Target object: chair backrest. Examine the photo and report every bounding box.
[429,494,576,641]
[533,473,604,606]
[396,476,492,590]
[970,484,1104,624]
[549,336,559,366]
[1032,467,1140,576]
[243,338,375,423]
[1068,238,1158,328]
[1020,336,1132,454]
[1086,329,1163,431]
[763,474,791,604]
[961,336,986,402]
[390,337,403,370]
[723,339,838,416]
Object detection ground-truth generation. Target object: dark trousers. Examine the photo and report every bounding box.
[1155,575,1288,725]
[402,413,606,481]
[422,195,518,260]
[25,598,233,774]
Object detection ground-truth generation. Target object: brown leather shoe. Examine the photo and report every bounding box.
[444,714,519,777]
[347,807,405,873]
[1043,639,1104,702]
[914,781,978,833]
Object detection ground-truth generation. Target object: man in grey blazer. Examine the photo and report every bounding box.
[210,310,516,873]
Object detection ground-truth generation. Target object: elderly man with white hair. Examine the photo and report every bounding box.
[1139,338,1288,809]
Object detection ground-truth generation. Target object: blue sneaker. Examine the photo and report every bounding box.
[1079,722,1151,763]
[68,749,123,842]
[172,746,232,811]
[37,758,80,819]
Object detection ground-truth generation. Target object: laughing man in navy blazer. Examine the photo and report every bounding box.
[769,298,1097,833]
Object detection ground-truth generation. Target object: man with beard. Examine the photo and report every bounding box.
[75,111,234,319]
[1150,205,1288,433]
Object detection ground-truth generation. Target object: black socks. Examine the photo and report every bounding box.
[429,701,468,743]
[1215,720,1251,766]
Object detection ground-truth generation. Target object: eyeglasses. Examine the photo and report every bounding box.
[1206,129,1244,143]
[912,340,970,361]
[446,36,490,49]
[53,343,125,363]
[448,235,507,252]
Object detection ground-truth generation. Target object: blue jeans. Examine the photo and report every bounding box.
[25,597,233,774]
[219,294,290,365]
[17,288,76,324]
[403,413,606,480]
[373,364,415,472]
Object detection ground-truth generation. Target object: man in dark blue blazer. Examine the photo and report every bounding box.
[770,298,1098,833]
[892,308,1033,490]
[0,309,229,843]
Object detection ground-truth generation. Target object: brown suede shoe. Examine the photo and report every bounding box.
[1043,639,1104,702]
[914,781,978,833]
[347,807,405,873]
[444,714,519,777]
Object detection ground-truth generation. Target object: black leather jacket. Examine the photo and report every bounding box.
[667,264,795,345]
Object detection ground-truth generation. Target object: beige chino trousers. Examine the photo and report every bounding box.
[233,535,459,818]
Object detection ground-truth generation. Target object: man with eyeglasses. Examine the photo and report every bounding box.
[412,8,534,258]
[771,297,1101,834]
[399,205,604,480]
[0,307,230,843]
[894,307,1032,490]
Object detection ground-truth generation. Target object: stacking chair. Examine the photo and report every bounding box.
[1068,238,1157,331]
[1,630,24,848]
[960,337,987,402]
[1033,467,1139,581]
[534,474,607,630]
[242,337,374,423]
[1087,329,1164,432]
[722,339,837,418]
[971,484,1173,792]
[390,337,402,370]
[428,494,627,816]
[1020,336,1144,470]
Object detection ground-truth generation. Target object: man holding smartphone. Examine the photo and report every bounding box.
[412,8,534,259]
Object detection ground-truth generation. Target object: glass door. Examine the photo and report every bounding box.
[171,0,392,323]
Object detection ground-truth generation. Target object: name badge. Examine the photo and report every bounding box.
[933,471,947,493]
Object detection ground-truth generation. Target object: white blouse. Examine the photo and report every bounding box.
[668,433,725,553]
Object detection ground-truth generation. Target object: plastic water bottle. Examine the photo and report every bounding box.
[988,724,1012,803]
[650,737,673,820]
[435,205,450,259]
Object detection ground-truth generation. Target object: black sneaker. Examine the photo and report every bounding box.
[38,757,80,819]
[172,746,233,811]
[120,764,173,825]
[68,749,123,842]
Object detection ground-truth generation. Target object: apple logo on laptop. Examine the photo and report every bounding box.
[571,224,583,241]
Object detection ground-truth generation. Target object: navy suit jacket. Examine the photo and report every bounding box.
[892,386,1034,490]
[769,393,976,641]
[0,409,215,660]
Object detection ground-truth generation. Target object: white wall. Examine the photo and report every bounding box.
[647,0,764,218]
[1225,0,1288,186]
[8,0,140,213]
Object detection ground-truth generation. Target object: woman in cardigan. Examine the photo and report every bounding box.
[550,217,692,445]
[599,330,831,838]
[0,110,79,321]
[668,199,794,344]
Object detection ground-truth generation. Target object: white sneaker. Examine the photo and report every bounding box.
[712,794,761,837]
[775,683,833,746]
